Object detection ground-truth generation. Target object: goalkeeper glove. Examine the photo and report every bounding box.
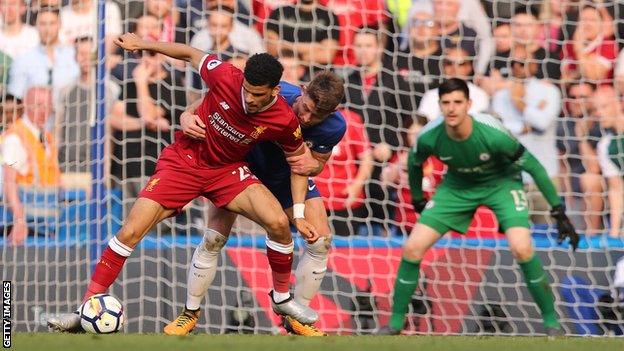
[550,204,579,251]
[412,199,428,214]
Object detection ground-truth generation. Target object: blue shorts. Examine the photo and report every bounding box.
[262,177,321,209]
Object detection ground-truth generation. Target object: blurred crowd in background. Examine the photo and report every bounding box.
[1,0,623,244]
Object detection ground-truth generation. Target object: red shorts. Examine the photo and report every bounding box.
[138,146,260,214]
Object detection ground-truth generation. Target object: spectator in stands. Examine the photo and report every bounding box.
[2,86,60,245]
[110,15,165,82]
[395,7,442,108]
[344,27,412,236]
[255,0,388,66]
[136,14,163,40]
[557,82,604,234]
[537,0,570,53]
[7,7,79,101]
[492,22,512,54]
[0,93,22,132]
[56,37,121,178]
[187,5,261,101]
[407,0,492,74]
[0,0,39,58]
[432,0,487,73]
[478,7,560,96]
[279,49,305,85]
[558,1,624,55]
[25,0,61,26]
[145,0,181,43]
[492,46,561,224]
[265,0,339,71]
[178,0,252,39]
[190,3,263,56]
[593,86,624,238]
[111,49,186,206]
[321,0,389,66]
[59,0,122,51]
[561,4,618,85]
[381,114,444,237]
[417,47,489,121]
[314,108,374,236]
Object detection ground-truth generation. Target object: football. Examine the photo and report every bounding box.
[79,294,125,334]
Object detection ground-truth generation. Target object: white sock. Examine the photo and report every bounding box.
[272,291,291,303]
[186,230,227,310]
[294,237,330,306]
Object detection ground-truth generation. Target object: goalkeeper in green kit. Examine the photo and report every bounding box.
[377,78,578,336]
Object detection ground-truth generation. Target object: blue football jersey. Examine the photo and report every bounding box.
[246,81,347,188]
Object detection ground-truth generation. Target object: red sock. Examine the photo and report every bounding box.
[266,246,293,293]
[83,246,128,301]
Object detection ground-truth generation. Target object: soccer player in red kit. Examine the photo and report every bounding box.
[47,33,320,332]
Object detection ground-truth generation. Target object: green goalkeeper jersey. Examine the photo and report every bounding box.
[408,113,561,207]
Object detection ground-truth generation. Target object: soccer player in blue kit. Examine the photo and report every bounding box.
[164,72,347,336]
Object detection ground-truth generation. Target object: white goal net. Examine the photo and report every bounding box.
[1,0,624,336]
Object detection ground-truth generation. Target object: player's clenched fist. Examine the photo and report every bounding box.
[180,110,206,139]
[114,33,146,52]
[293,218,319,243]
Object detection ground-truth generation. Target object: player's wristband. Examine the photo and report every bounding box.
[293,203,305,219]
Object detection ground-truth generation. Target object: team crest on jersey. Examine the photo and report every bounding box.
[293,126,302,140]
[479,153,491,161]
[207,59,222,70]
[250,125,267,139]
[219,101,230,110]
[145,178,160,192]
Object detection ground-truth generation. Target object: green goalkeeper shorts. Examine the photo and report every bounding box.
[418,180,530,235]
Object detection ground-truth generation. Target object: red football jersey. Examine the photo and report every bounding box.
[172,54,303,168]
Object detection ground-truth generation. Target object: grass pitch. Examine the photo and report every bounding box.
[9,333,624,351]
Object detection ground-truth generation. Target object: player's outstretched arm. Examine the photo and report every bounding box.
[286,144,320,242]
[114,33,205,70]
[519,149,579,250]
[517,149,560,207]
[286,150,329,176]
[407,147,429,214]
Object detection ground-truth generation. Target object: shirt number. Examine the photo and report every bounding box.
[238,166,252,182]
[510,189,528,211]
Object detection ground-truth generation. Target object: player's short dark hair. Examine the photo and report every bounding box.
[2,93,22,105]
[244,53,283,88]
[279,48,300,60]
[36,6,60,21]
[512,5,539,18]
[307,71,344,117]
[208,4,235,16]
[438,78,470,100]
[74,36,93,44]
[355,26,382,42]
